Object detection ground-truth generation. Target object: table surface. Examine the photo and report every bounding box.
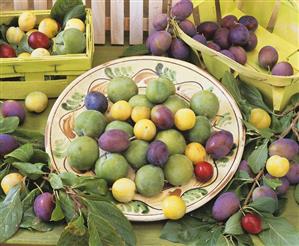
[4,45,299,246]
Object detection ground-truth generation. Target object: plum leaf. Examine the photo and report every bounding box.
[57,214,88,246]
[0,185,23,243]
[59,172,78,186]
[87,212,124,246]
[51,0,83,23]
[5,143,33,162]
[247,197,277,214]
[62,4,86,28]
[11,129,44,150]
[258,214,299,246]
[224,211,243,235]
[20,207,53,232]
[49,173,64,190]
[121,44,150,57]
[50,200,65,222]
[12,162,46,180]
[58,191,78,223]
[0,116,19,134]
[263,176,282,190]
[22,188,40,211]
[72,176,108,196]
[247,139,269,174]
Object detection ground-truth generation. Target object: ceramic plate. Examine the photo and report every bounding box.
[45,56,245,221]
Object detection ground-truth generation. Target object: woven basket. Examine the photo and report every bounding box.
[174,0,299,111]
[0,8,94,99]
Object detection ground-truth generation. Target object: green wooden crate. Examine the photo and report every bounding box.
[0,9,94,99]
[175,0,299,111]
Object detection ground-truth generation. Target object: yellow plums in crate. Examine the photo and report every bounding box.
[18,11,37,32]
[31,48,50,57]
[38,18,59,38]
[18,52,31,58]
[6,27,24,45]
[65,18,85,32]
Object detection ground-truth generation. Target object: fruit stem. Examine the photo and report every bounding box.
[243,169,264,207]
[279,111,299,140]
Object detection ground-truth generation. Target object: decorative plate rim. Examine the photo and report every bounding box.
[45,56,245,221]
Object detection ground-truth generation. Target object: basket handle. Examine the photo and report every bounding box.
[266,0,281,32]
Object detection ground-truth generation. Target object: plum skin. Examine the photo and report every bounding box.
[220,15,238,29]
[149,31,172,56]
[244,32,257,51]
[1,100,26,123]
[229,46,247,65]
[179,20,196,37]
[258,46,278,69]
[197,21,219,40]
[269,138,298,160]
[207,41,221,51]
[271,62,294,76]
[33,192,55,222]
[252,185,278,202]
[264,174,290,196]
[98,129,130,153]
[238,160,254,178]
[212,192,240,221]
[229,24,249,46]
[192,34,207,45]
[220,50,236,61]
[239,15,258,31]
[153,14,168,31]
[205,130,234,159]
[85,91,108,113]
[147,140,169,167]
[170,38,190,60]
[213,28,231,49]
[0,134,19,156]
[286,163,299,184]
[171,0,193,21]
[151,105,174,130]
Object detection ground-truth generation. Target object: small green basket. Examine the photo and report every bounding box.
[0,8,94,99]
[175,0,299,111]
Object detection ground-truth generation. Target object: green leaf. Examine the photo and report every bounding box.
[0,116,19,134]
[5,143,34,162]
[20,207,53,232]
[247,140,269,174]
[233,234,253,246]
[12,162,46,180]
[11,129,44,149]
[239,82,272,113]
[86,200,136,246]
[259,214,299,246]
[243,121,274,139]
[58,191,78,222]
[0,185,23,243]
[30,149,49,164]
[271,112,294,134]
[57,214,88,246]
[50,199,65,222]
[59,172,78,186]
[49,173,64,190]
[295,184,299,205]
[0,24,8,42]
[120,44,150,57]
[88,212,124,246]
[22,188,40,211]
[51,0,83,23]
[72,176,108,195]
[263,176,282,190]
[62,4,86,27]
[224,211,243,235]
[248,197,277,214]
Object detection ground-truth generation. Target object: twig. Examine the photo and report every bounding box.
[280,112,299,139]
[243,169,264,207]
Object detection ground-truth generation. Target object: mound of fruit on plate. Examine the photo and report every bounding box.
[0,0,86,58]
[145,0,295,76]
[65,74,236,218]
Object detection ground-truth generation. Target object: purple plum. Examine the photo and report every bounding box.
[153,14,168,31]
[1,100,26,123]
[238,160,254,178]
[286,163,299,185]
[229,24,250,46]
[147,140,169,167]
[171,0,193,21]
[192,34,207,45]
[33,192,55,222]
[179,19,196,36]
[269,138,298,160]
[212,192,240,221]
[169,38,190,60]
[272,62,294,76]
[252,185,278,202]
[0,134,19,156]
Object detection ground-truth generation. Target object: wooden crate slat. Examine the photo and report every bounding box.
[33,0,47,10]
[129,0,143,44]
[13,0,29,10]
[92,0,105,44]
[52,0,56,6]
[148,0,163,34]
[110,0,124,44]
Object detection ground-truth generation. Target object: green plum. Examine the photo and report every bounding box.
[124,140,149,169]
[107,76,138,102]
[67,136,99,171]
[135,165,164,197]
[146,78,173,103]
[95,153,129,184]
[155,129,186,155]
[163,95,189,114]
[129,94,154,109]
[105,120,133,138]
[187,116,211,144]
[74,110,107,138]
[164,154,193,186]
[190,90,219,118]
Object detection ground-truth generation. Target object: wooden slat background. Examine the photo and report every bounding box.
[0,0,174,45]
